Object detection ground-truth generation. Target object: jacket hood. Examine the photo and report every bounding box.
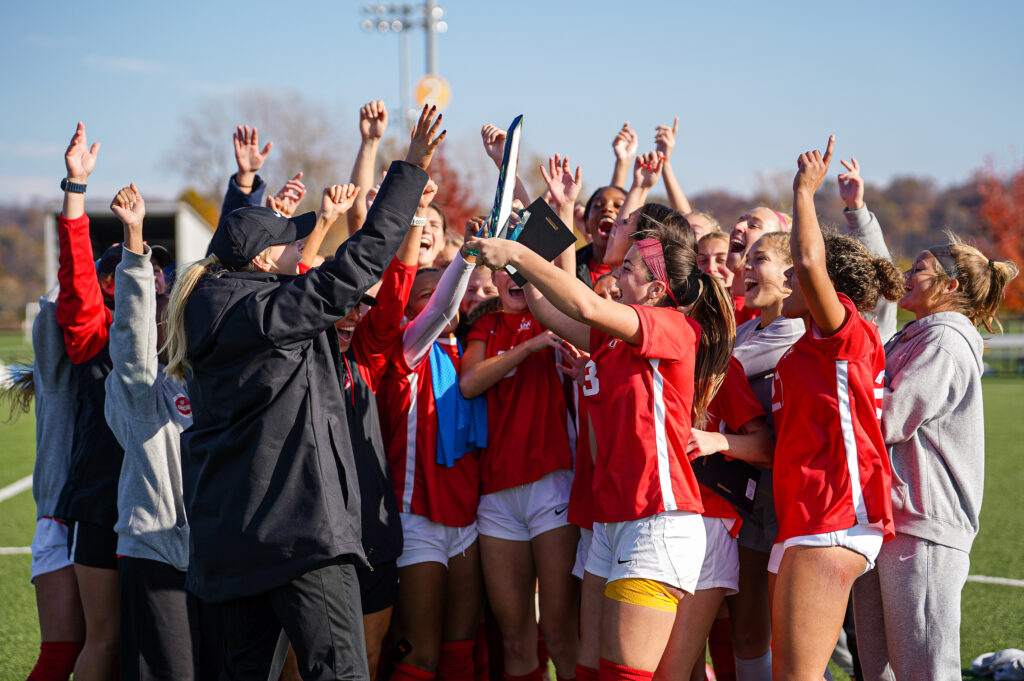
[891,311,984,372]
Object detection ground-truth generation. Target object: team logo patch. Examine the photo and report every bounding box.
[517,318,532,332]
[174,394,192,417]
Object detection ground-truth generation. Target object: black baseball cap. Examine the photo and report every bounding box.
[209,206,317,269]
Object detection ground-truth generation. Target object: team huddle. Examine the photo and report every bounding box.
[10,106,1018,681]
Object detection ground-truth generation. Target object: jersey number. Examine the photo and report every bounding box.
[582,360,599,396]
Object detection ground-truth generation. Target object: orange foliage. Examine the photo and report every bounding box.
[977,163,1024,311]
[428,148,483,239]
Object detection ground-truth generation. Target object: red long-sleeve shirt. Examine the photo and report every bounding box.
[55,214,112,364]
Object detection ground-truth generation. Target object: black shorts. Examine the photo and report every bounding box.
[67,520,118,570]
[736,469,778,553]
[357,559,398,614]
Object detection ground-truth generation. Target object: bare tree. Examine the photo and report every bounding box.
[171,90,350,214]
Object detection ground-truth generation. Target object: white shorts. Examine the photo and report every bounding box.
[572,527,594,580]
[696,517,739,594]
[396,512,477,568]
[586,511,705,594]
[477,469,573,541]
[30,517,73,582]
[767,523,885,575]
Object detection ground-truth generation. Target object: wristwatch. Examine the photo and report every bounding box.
[410,216,427,227]
[60,178,87,194]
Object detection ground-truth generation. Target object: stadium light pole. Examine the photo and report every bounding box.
[361,3,448,135]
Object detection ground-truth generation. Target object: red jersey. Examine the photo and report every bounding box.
[466,311,573,494]
[568,383,595,530]
[700,357,766,531]
[376,336,480,527]
[56,214,112,364]
[352,258,417,392]
[589,260,611,287]
[771,293,894,542]
[586,305,704,523]
[732,295,760,327]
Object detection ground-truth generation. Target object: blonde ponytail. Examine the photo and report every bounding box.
[161,254,222,382]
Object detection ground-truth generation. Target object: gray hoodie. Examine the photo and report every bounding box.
[31,287,77,518]
[881,311,985,552]
[105,246,192,570]
[844,205,897,344]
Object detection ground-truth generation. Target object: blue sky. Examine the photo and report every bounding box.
[2,1,1022,206]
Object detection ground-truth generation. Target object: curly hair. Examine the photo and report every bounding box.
[821,232,903,312]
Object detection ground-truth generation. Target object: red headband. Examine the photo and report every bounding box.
[636,238,679,306]
[771,209,789,231]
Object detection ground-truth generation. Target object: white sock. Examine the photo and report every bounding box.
[734,651,772,681]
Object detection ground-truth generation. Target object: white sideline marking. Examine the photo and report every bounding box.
[967,574,1024,588]
[0,475,32,503]
[0,547,31,555]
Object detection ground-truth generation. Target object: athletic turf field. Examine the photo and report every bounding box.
[0,333,1021,679]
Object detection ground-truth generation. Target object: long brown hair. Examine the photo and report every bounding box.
[0,364,33,422]
[632,224,736,427]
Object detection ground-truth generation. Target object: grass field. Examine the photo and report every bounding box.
[0,370,1021,678]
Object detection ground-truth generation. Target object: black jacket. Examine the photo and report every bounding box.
[181,161,428,602]
[343,348,402,566]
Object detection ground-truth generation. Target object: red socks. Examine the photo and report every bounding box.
[438,640,476,681]
[26,641,84,681]
[503,667,544,681]
[392,662,438,681]
[598,659,653,681]
[575,665,598,681]
[473,622,490,681]
[708,618,735,681]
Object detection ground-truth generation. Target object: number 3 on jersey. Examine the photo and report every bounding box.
[582,359,599,396]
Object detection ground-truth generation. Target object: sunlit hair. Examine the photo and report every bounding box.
[686,210,721,232]
[697,231,729,249]
[925,231,1019,332]
[755,232,793,266]
[632,203,695,251]
[631,223,736,427]
[161,254,224,381]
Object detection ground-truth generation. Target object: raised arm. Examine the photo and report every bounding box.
[838,157,897,342]
[605,151,664,269]
[656,118,692,214]
[610,122,638,189]
[247,106,443,345]
[791,135,847,336]
[538,153,581,277]
[108,184,159,394]
[466,238,643,347]
[266,172,306,217]
[347,100,388,236]
[219,125,271,229]
[402,248,476,367]
[481,123,531,208]
[56,122,111,364]
[300,183,359,267]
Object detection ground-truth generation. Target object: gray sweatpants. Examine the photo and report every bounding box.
[852,533,970,681]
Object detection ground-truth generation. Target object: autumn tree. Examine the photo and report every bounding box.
[977,162,1024,311]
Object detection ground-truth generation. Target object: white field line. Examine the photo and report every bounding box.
[0,547,31,555]
[0,474,32,503]
[966,574,1024,588]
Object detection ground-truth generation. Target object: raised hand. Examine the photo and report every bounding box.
[654,117,678,162]
[539,154,583,209]
[462,236,520,271]
[837,156,865,211]
[794,135,835,195]
[320,184,360,223]
[65,122,100,182]
[463,215,487,243]
[633,151,665,190]
[418,178,439,212]
[359,100,388,142]
[480,123,506,167]
[110,183,145,231]
[612,122,639,161]
[405,105,446,170]
[233,125,273,175]
[268,172,306,217]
